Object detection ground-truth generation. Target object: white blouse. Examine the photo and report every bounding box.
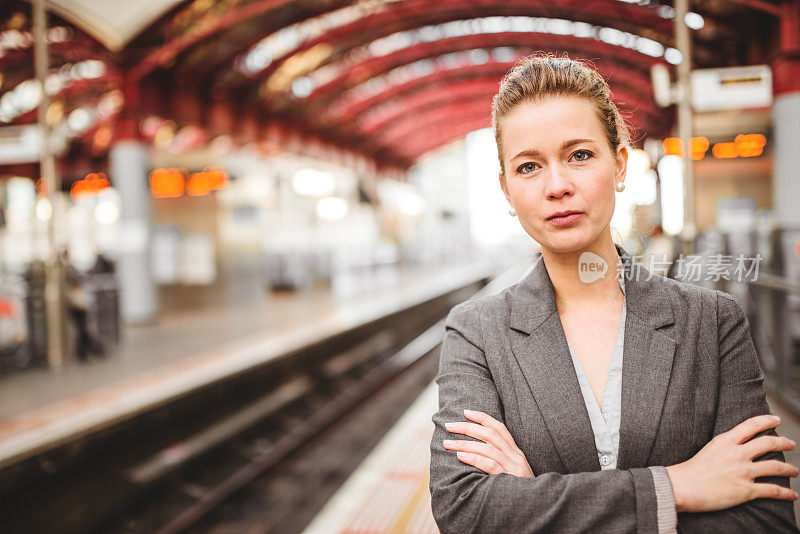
[565,273,678,533]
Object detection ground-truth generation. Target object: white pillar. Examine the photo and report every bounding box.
[773,92,800,227]
[110,141,158,323]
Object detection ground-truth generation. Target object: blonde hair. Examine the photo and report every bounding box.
[491,53,631,175]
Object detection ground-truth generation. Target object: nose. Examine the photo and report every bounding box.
[542,164,574,200]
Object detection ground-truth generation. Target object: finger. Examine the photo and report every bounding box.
[749,459,800,479]
[463,410,519,452]
[456,451,503,475]
[749,482,799,502]
[726,415,781,445]
[445,421,505,450]
[443,439,509,470]
[742,435,796,460]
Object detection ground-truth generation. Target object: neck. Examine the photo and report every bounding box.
[540,231,623,307]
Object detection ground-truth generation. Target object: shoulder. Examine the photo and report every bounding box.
[660,274,743,306]
[646,273,745,326]
[445,279,519,333]
[712,287,749,334]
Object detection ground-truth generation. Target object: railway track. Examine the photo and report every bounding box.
[0,281,481,534]
[111,325,443,534]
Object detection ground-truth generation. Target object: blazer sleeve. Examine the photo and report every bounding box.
[675,291,799,533]
[429,299,661,534]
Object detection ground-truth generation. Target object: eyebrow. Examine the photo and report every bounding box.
[511,138,597,161]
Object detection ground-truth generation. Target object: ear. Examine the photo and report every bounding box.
[498,172,513,205]
[615,144,629,184]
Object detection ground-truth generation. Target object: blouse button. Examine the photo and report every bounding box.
[600,454,611,466]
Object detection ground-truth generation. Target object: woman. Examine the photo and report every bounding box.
[428,54,799,533]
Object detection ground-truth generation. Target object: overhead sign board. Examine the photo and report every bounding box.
[691,65,772,112]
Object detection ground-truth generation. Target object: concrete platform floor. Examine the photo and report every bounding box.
[0,262,494,419]
[0,261,497,470]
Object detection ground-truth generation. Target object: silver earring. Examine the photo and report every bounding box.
[615,181,626,192]
[509,207,516,217]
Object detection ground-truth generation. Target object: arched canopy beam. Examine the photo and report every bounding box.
[371,89,659,154]
[371,88,660,146]
[392,112,494,161]
[232,0,675,85]
[357,77,663,141]
[328,60,665,127]
[294,32,661,111]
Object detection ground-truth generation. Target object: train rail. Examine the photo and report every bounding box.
[1,277,485,534]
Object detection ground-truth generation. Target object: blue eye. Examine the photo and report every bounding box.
[516,162,538,174]
[572,150,594,162]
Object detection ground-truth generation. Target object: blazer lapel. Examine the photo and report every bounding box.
[508,245,676,474]
[509,252,600,474]
[616,248,677,470]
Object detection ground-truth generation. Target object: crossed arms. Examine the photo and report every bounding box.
[428,293,798,533]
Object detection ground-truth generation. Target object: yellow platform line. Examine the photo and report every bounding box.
[389,469,432,534]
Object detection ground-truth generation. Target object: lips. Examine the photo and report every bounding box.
[547,210,585,227]
[547,210,583,220]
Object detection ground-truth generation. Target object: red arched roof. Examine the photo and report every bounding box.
[1,0,786,168]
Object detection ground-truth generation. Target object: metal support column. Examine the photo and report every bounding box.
[33,0,66,370]
[675,0,696,244]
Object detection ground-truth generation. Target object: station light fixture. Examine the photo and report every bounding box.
[662,134,765,160]
[149,168,186,198]
[149,167,229,198]
[70,172,110,201]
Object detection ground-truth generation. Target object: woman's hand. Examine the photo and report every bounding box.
[443,409,534,478]
[666,414,800,513]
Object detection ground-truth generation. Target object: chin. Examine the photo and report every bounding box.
[537,228,599,254]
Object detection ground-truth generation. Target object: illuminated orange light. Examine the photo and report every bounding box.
[186,167,229,197]
[734,133,766,157]
[92,125,113,155]
[186,173,210,197]
[36,177,49,194]
[712,142,738,159]
[149,167,228,198]
[149,168,185,198]
[0,299,16,317]
[689,136,709,160]
[662,137,684,157]
[70,172,110,200]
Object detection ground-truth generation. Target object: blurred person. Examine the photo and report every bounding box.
[66,266,91,362]
[429,53,799,533]
[65,254,104,361]
[641,223,677,278]
[89,251,115,275]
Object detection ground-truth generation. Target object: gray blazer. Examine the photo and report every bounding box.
[429,245,798,533]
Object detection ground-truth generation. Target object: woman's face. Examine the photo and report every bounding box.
[498,95,627,253]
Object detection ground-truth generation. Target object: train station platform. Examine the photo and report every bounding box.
[303,384,800,532]
[303,379,439,534]
[0,261,498,472]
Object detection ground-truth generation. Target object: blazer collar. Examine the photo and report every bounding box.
[508,243,677,473]
[509,243,675,335]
